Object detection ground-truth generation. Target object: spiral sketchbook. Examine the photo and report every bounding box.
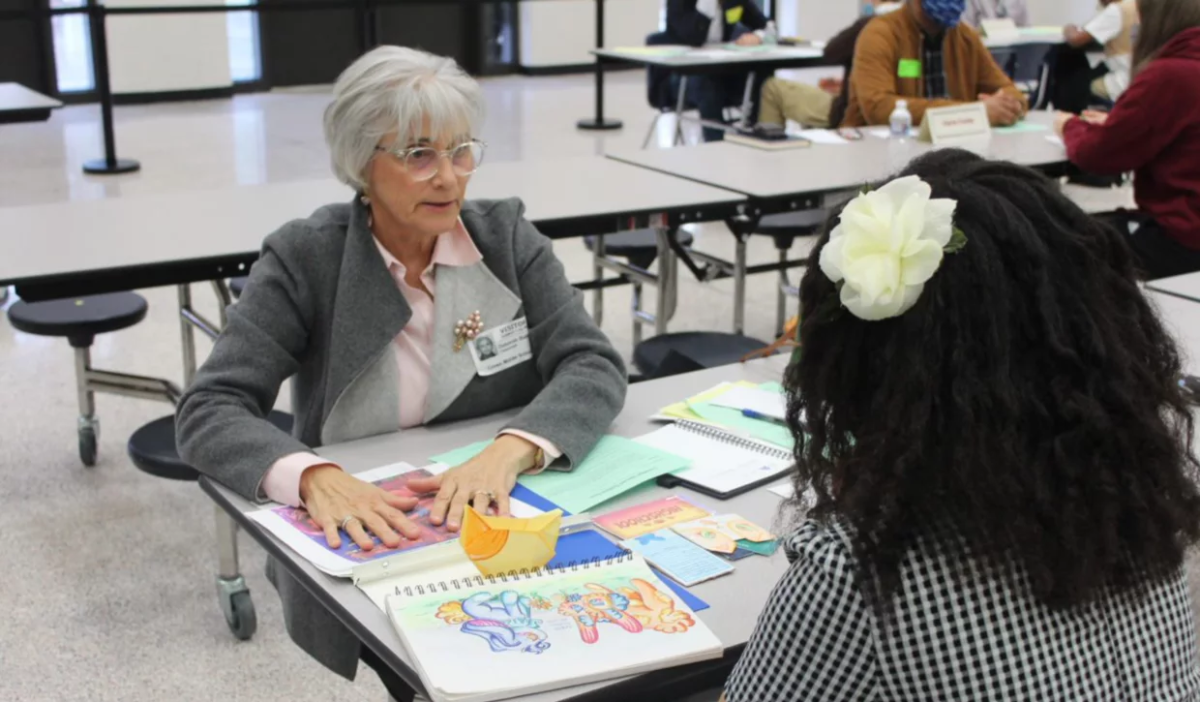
[384,553,723,702]
[638,420,794,499]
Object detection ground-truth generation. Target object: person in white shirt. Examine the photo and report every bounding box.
[1065,0,1140,101]
[962,0,1030,27]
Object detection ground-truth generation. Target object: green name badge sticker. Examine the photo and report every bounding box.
[898,58,922,79]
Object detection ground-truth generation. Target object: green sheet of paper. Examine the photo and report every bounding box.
[429,440,491,467]
[898,58,922,79]
[758,381,785,395]
[688,401,795,449]
[519,436,690,514]
[993,121,1049,134]
[430,436,691,514]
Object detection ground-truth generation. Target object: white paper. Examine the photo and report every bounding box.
[866,126,917,139]
[708,385,787,421]
[247,461,540,578]
[1045,134,1065,148]
[795,128,850,146]
[636,425,792,494]
[768,484,794,499]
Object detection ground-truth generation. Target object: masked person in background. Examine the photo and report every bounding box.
[841,0,1028,128]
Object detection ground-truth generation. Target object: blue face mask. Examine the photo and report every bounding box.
[922,0,966,28]
[862,2,876,16]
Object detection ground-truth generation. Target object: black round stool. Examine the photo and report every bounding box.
[750,209,827,335]
[633,331,771,380]
[228,276,249,299]
[126,409,294,640]
[584,228,695,270]
[7,292,149,466]
[127,410,294,481]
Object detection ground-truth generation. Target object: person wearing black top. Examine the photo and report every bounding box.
[664,0,769,141]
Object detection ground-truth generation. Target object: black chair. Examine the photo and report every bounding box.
[747,209,828,334]
[7,292,152,465]
[644,31,745,148]
[228,275,248,299]
[584,228,696,347]
[633,331,772,380]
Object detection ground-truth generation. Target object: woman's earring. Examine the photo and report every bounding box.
[360,193,370,206]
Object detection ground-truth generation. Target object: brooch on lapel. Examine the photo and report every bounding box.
[453,311,484,352]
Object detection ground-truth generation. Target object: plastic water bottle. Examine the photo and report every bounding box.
[889,99,913,138]
[763,21,778,45]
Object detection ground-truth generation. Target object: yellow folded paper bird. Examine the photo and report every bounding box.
[460,508,563,576]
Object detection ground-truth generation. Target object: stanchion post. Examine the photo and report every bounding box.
[576,0,622,131]
[83,0,140,175]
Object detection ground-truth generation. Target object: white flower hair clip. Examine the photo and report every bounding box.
[818,175,966,321]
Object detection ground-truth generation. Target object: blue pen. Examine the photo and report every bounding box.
[742,408,787,425]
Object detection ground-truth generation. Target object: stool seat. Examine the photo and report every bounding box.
[634,331,771,379]
[752,210,828,250]
[128,411,294,481]
[229,276,248,299]
[7,292,148,346]
[584,228,695,270]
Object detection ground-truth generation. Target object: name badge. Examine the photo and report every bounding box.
[469,317,533,377]
[897,58,922,79]
[919,103,991,144]
[725,5,744,25]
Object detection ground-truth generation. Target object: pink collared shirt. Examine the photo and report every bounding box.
[260,220,560,506]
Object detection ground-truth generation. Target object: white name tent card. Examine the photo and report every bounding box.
[919,103,991,145]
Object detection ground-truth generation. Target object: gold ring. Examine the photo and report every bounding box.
[472,489,496,501]
[339,515,360,531]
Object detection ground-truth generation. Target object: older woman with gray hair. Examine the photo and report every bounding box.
[176,46,626,698]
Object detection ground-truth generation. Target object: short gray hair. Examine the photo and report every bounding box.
[323,46,485,190]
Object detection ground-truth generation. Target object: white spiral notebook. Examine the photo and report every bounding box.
[385,553,723,702]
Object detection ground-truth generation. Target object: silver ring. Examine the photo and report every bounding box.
[471,489,496,502]
[339,515,360,532]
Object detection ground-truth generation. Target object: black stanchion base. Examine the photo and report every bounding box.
[576,118,624,131]
[83,158,141,175]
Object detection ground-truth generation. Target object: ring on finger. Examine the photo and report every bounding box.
[471,489,496,502]
[340,515,360,532]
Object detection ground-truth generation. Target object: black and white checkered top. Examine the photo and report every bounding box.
[725,518,1200,701]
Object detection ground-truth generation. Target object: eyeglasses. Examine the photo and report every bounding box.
[373,139,486,181]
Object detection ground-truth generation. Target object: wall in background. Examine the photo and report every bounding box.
[107,0,233,97]
[518,0,660,70]
[1025,0,1099,26]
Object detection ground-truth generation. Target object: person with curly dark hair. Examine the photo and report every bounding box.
[723,149,1200,702]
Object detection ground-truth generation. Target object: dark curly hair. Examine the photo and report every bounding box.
[787,148,1200,613]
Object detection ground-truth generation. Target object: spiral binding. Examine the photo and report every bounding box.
[398,552,636,597]
[676,419,792,461]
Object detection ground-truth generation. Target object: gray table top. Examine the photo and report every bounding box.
[982,28,1066,49]
[0,156,744,288]
[202,356,794,702]
[1148,273,1200,305]
[608,111,1066,203]
[0,82,63,111]
[594,44,827,69]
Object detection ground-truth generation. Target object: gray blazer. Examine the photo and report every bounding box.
[176,197,627,680]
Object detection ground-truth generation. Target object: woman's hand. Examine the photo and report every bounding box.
[1081,109,1109,126]
[300,465,421,550]
[1053,111,1077,136]
[407,435,538,531]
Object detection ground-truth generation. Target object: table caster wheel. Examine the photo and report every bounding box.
[224,589,256,641]
[78,424,98,467]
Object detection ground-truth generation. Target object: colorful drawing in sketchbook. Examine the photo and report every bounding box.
[272,468,456,563]
[423,575,698,652]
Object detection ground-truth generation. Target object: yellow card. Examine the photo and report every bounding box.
[460,508,563,576]
[657,381,758,421]
[725,5,744,25]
